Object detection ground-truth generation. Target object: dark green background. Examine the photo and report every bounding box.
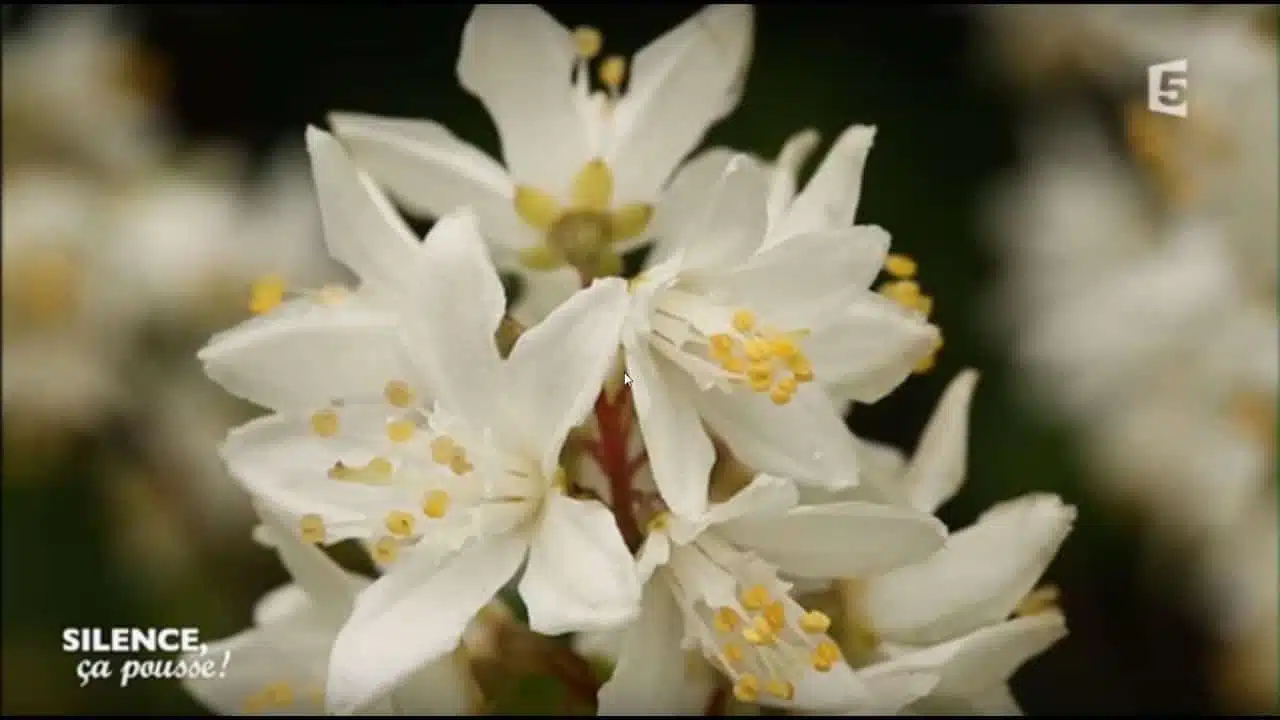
[2,5,1227,714]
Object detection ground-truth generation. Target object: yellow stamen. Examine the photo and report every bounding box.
[386,419,416,443]
[384,380,414,408]
[732,309,757,333]
[430,436,458,464]
[385,510,415,537]
[372,537,399,565]
[732,674,760,702]
[884,253,918,279]
[769,385,794,406]
[310,409,339,438]
[811,639,841,672]
[599,55,626,90]
[573,26,602,59]
[299,514,325,544]
[764,601,786,631]
[327,461,353,480]
[799,610,831,634]
[740,584,770,611]
[249,274,285,315]
[713,607,742,633]
[647,511,671,534]
[722,642,745,667]
[422,490,451,519]
[571,159,614,212]
[367,456,394,476]
[766,679,795,700]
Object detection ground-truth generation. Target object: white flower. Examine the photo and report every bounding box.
[599,473,947,714]
[198,129,641,714]
[623,157,939,515]
[328,4,755,324]
[831,372,1075,714]
[651,123,945,413]
[184,508,480,715]
[2,5,167,176]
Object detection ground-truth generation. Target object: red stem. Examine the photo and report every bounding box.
[593,389,644,551]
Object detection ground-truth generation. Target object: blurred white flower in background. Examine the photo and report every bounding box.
[2,6,336,575]
[982,5,1277,711]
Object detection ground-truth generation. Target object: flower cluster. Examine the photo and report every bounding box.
[982,5,1276,711]
[189,5,1075,715]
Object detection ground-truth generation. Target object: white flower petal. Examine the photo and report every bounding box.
[712,225,891,327]
[861,494,1076,644]
[519,494,641,635]
[255,504,360,621]
[649,148,740,268]
[693,383,861,490]
[326,533,527,714]
[771,125,877,242]
[903,369,980,514]
[719,501,946,579]
[609,4,756,202]
[895,612,1066,704]
[699,473,797,529]
[598,580,716,714]
[795,662,939,715]
[625,336,716,518]
[808,294,941,404]
[675,155,771,273]
[404,209,508,432]
[506,277,629,477]
[222,414,400,542]
[328,112,530,252]
[456,4,587,191]
[198,297,416,414]
[766,128,822,225]
[509,266,580,327]
[304,127,424,291]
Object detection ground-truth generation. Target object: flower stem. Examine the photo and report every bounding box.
[593,389,644,551]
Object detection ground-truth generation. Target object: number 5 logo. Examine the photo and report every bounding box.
[1147,58,1189,118]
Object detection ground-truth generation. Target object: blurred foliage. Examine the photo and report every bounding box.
[1,5,1233,715]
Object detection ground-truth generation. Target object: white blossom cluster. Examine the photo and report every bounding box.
[982,6,1277,711]
[186,5,1076,715]
[3,6,337,563]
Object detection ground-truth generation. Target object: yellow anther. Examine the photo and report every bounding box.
[422,490,451,519]
[770,337,800,361]
[573,26,602,59]
[709,334,734,357]
[742,627,766,646]
[299,514,326,544]
[249,274,285,315]
[769,385,794,406]
[740,585,770,610]
[599,55,627,90]
[766,679,795,701]
[713,607,741,633]
[723,356,747,375]
[789,356,814,383]
[315,284,348,306]
[764,601,786,631]
[384,380,414,408]
[811,639,841,672]
[746,361,773,384]
[310,409,339,438]
[731,309,757,333]
[327,461,353,480]
[776,377,798,395]
[880,279,921,308]
[647,511,671,534]
[743,338,771,362]
[430,436,458,464]
[749,376,773,393]
[449,454,474,476]
[385,510,415,537]
[367,456,394,476]
[1015,584,1061,617]
[386,419,416,443]
[372,537,399,565]
[722,642,745,666]
[884,253,918,279]
[799,610,831,634]
[914,353,937,374]
[751,615,777,643]
[263,682,293,707]
[732,674,760,703]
